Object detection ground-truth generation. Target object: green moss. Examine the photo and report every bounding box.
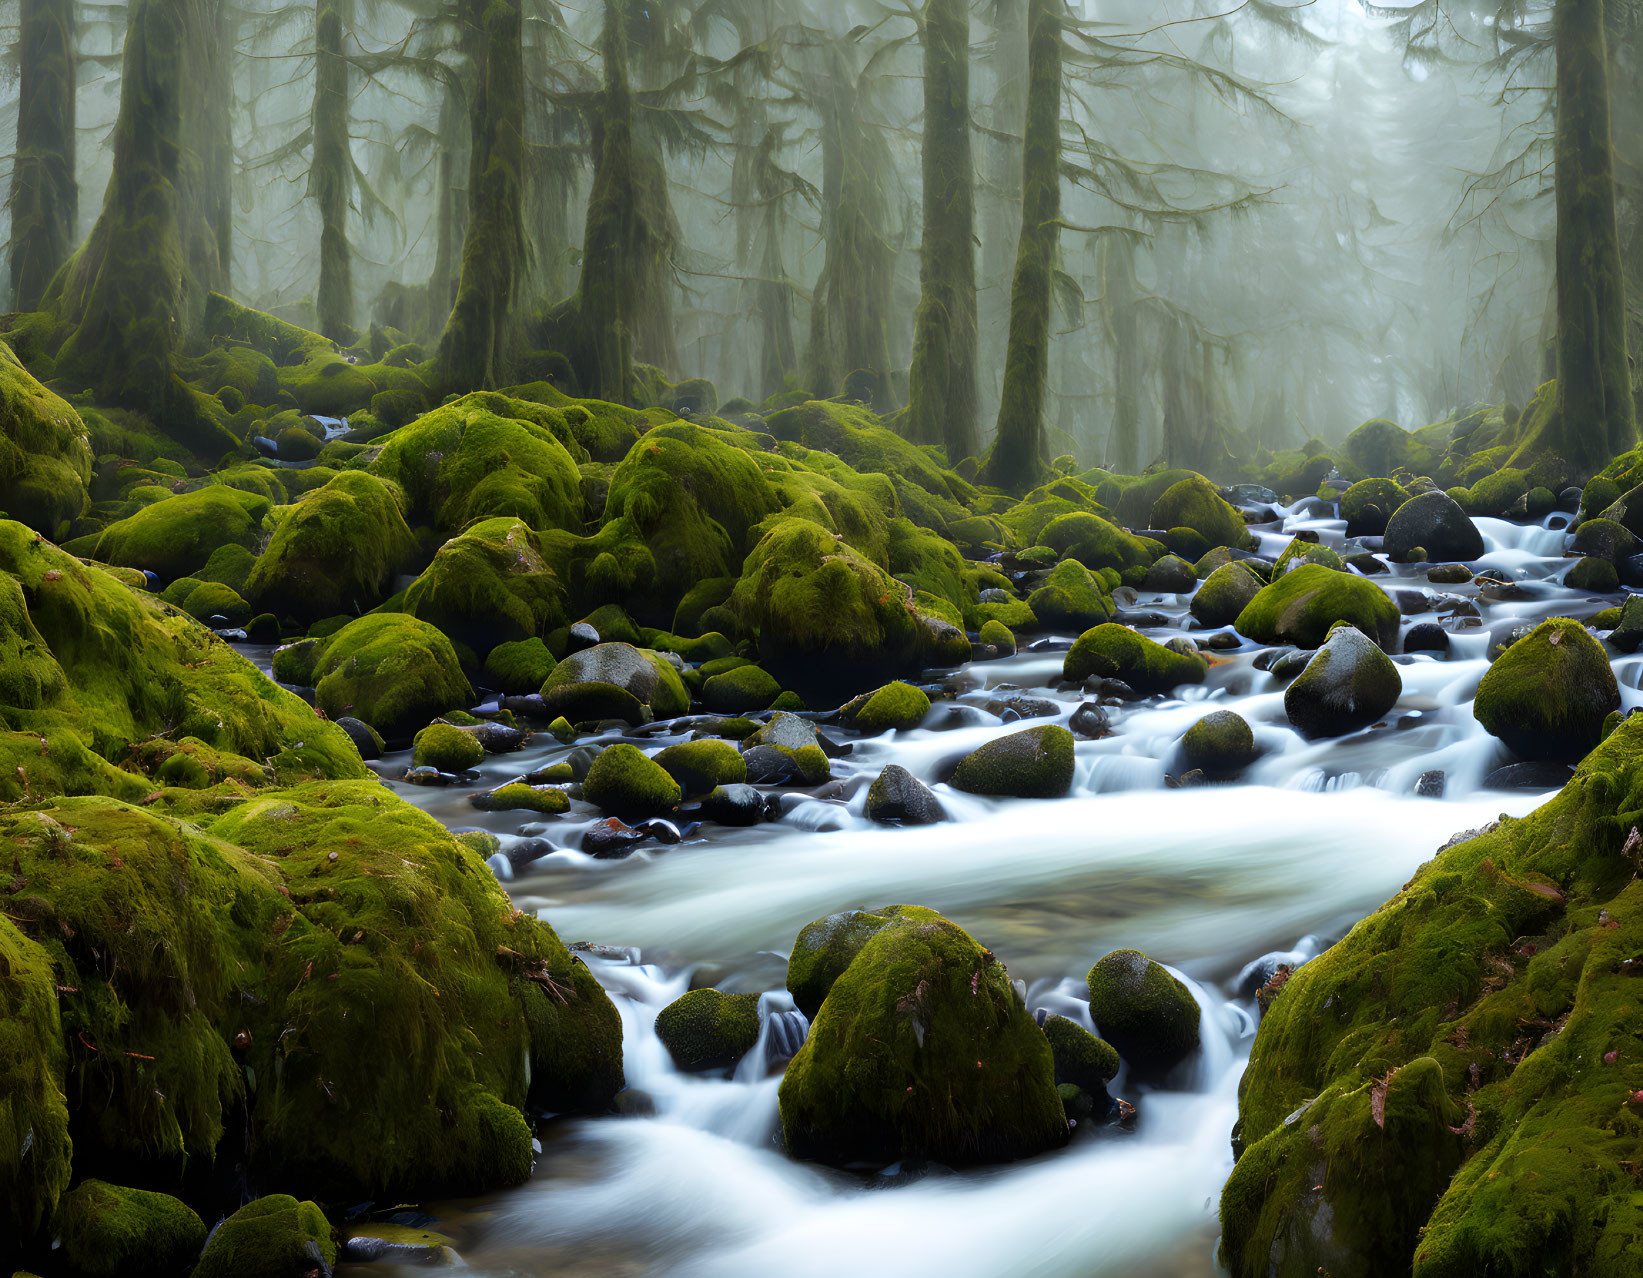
[1026,558,1114,632]
[243,471,417,622]
[653,739,747,798]
[1181,710,1258,776]
[1274,538,1344,575]
[1086,949,1200,1078]
[471,783,569,814]
[1234,563,1399,649]
[403,517,566,656]
[1474,617,1618,761]
[1063,623,1208,692]
[161,578,251,626]
[840,681,932,734]
[1190,561,1263,628]
[583,743,682,819]
[309,613,474,738]
[779,905,1068,1165]
[55,1180,205,1278]
[766,401,968,509]
[1567,555,1620,592]
[701,664,782,714]
[1339,478,1408,536]
[484,636,556,694]
[412,723,485,772]
[1461,466,1530,517]
[1339,418,1420,479]
[978,619,1016,654]
[539,642,687,726]
[1041,1014,1120,1092]
[0,917,69,1242]
[191,1196,336,1278]
[1038,511,1152,576]
[655,989,762,1072]
[90,486,269,581]
[0,341,92,536]
[950,724,1075,798]
[195,541,258,593]
[786,907,909,1019]
[1571,517,1638,565]
[1149,474,1246,549]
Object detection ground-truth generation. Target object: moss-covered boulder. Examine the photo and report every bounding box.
[700,663,782,714]
[950,725,1075,799]
[838,681,931,735]
[1041,1014,1120,1095]
[412,722,485,772]
[1181,710,1259,777]
[731,517,924,698]
[244,471,418,622]
[484,636,556,694]
[741,712,832,786]
[1284,625,1403,739]
[1473,617,1618,761]
[470,782,569,815]
[54,1180,206,1278]
[191,1196,337,1278]
[1566,555,1620,592]
[1235,564,1399,650]
[0,918,69,1243]
[1340,477,1409,536]
[1040,511,1153,578]
[539,642,688,726]
[0,340,91,535]
[655,988,762,1072]
[403,517,566,656]
[1026,558,1115,631]
[1571,516,1640,566]
[778,906,1068,1166]
[978,618,1017,655]
[1219,717,1643,1278]
[653,739,747,798]
[1383,491,1485,564]
[309,614,474,738]
[1190,560,1264,628]
[786,907,913,1019]
[1063,623,1209,693]
[1150,474,1247,550]
[1086,949,1200,1079]
[89,486,270,582]
[1339,417,1415,479]
[583,743,683,819]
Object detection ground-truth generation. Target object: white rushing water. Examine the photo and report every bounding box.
[273,497,1608,1277]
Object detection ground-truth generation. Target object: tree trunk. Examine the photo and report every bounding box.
[980,0,1060,491]
[979,0,1026,436]
[436,0,526,392]
[1101,235,1142,473]
[428,80,469,339]
[9,0,77,312]
[313,0,354,341]
[906,0,979,462]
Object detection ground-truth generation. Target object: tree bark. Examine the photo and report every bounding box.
[313,0,354,340]
[9,0,77,312]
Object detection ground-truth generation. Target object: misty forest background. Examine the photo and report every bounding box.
[0,0,1638,479]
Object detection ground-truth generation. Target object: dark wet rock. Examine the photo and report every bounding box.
[1383,490,1485,564]
[1403,622,1450,654]
[1558,485,1583,511]
[335,715,384,760]
[1069,703,1112,739]
[1268,648,1313,681]
[1474,617,1618,761]
[1608,594,1643,653]
[540,642,685,726]
[468,721,533,753]
[565,621,600,654]
[1566,555,1620,593]
[984,694,1062,722]
[1283,625,1402,739]
[1343,551,1387,575]
[1143,554,1197,593]
[1180,710,1260,778]
[1427,563,1472,585]
[1572,517,1640,565]
[1190,561,1264,628]
[1226,483,1280,505]
[503,837,557,871]
[697,783,780,826]
[499,692,549,718]
[582,818,655,859]
[1415,770,1446,799]
[656,988,762,1072]
[1482,761,1577,790]
[950,725,1076,799]
[865,764,946,826]
[1086,949,1201,1080]
[1041,1015,1120,1096]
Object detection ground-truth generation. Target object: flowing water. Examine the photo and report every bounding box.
[259,500,1635,1276]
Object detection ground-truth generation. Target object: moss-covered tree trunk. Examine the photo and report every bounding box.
[906,0,979,461]
[313,0,354,340]
[980,0,1060,492]
[428,81,470,339]
[46,0,233,451]
[9,0,77,312]
[980,0,1027,428]
[1542,0,1637,472]
[1100,235,1142,473]
[435,0,526,393]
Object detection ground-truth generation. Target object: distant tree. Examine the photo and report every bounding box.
[9,0,77,311]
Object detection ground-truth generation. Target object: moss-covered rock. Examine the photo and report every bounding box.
[653,739,747,798]
[1219,717,1643,1278]
[1383,491,1485,564]
[731,518,924,698]
[1041,1014,1120,1095]
[1284,625,1403,739]
[786,907,911,1019]
[55,1180,206,1278]
[1235,563,1399,650]
[190,1195,336,1278]
[1150,474,1247,550]
[978,618,1017,655]
[310,613,474,739]
[700,663,782,714]
[778,906,1068,1166]
[1340,478,1409,537]
[1086,949,1200,1079]
[1039,511,1153,577]
[950,725,1075,799]
[0,340,91,535]
[1473,617,1618,761]
[539,642,688,725]
[1571,516,1640,566]
[412,722,485,772]
[470,782,570,815]
[1026,558,1115,631]
[484,636,556,694]
[1339,417,1416,479]
[1566,555,1620,592]
[89,486,270,582]
[403,517,566,656]
[1181,710,1259,777]
[839,681,931,735]
[1190,560,1264,628]
[243,471,418,622]
[583,743,683,819]
[1063,623,1209,693]
[655,988,762,1072]
[0,917,69,1243]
